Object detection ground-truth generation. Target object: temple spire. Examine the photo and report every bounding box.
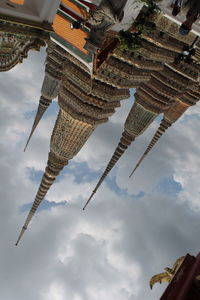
[129,118,171,178]
[16,151,68,245]
[24,96,51,151]
[129,87,200,178]
[83,96,158,210]
[24,42,64,151]
[83,59,200,209]
[83,131,135,210]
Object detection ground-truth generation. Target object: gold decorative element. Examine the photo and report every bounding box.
[150,256,185,289]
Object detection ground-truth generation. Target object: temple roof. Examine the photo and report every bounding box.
[112,49,164,71]
[0,32,45,71]
[53,14,88,55]
[63,79,120,109]
[63,59,130,102]
[142,31,186,53]
[10,0,24,4]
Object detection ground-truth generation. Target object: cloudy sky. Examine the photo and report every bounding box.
[0,48,200,300]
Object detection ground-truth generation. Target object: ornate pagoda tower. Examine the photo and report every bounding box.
[83,44,200,209]
[24,42,65,150]
[23,0,95,149]
[129,86,200,177]
[15,0,200,241]
[15,49,130,245]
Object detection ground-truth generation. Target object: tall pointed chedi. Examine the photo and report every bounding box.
[24,42,65,151]
[129,86,200,178]
[16,13,200,240]
[83,60,200,210]
[16,52,130,245]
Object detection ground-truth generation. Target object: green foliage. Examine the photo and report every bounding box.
[118,31,142,52]
[136,19,157,34]
[138,0,161,16]
[117,0,161,53]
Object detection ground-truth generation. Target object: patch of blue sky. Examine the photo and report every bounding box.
[179,112,200,123]
[60,161,145,199]
[154,112,164,124]
[155,176,182,196]
[26,157,145,202]
[20,199,67,213]
[63,161,102,184]
[130,88,135,102]
[26,160,102,186]
[106,173,145,199]
[26,167,43,183]
[24,100,59,119]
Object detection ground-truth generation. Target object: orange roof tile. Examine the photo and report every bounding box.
[61,0,88,17]
[10,0,24,4]
[53,14,88,54]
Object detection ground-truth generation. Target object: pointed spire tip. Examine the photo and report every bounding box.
[24,97,51,152]
[82,191,95,210]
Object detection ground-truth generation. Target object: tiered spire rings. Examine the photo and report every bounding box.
[129,87,200,178]
[16,14,200,242]
[24,44,64,151]
[84,60,200,209]
[24,96,52,151]
[16,151,68,245]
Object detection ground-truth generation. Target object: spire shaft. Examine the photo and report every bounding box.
[129,152,146,178]
[15,152,68,245]
[24,97,51,152]
[129,118,171,178]
[83,131,135,210]
[15,226,27,246]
